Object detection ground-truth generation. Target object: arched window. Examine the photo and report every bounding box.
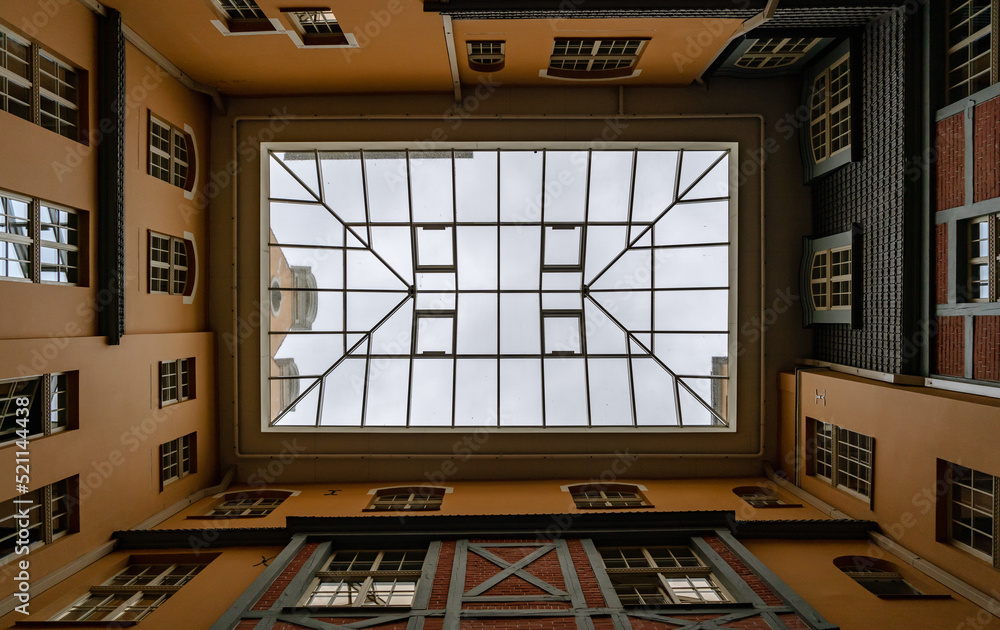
[834,556,921,596]
[568,484,651,509]
[366,486,445,511]
[207,490,290,517]
[467,41,505,72]
[733,485,797,508]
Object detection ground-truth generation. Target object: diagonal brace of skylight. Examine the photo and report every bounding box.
[264,146,734,429]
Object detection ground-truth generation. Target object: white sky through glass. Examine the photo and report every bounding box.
[266,147,732,429]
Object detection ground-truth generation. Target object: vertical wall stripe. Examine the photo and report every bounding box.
[965,314,975,378]
[443,539,468,630]
[97,8,126,343]
[412,540,442,610]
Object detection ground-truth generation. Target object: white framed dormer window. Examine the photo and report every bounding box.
[942,461,998,566]
[467,41,505,72]
[802,40,855,181]
[206,491,291,517]
[148,114,193,191]
[54,556,212,622]
[946,0,996,104]
[365,487,445,511]
[159,358,194,407]
[0,25,82,142]
[2,191,83,285]
[801,226,860,326]
[160,432,196,489]
[302,549,426,608]
[968,213,998,302]
[211,0,277,34]
[734,37,822,70]
[808,419,874,503]
[148,232,193,296]
[544,38,648,80]
[280,8,358,48]
[733,485,800,508]
[568,483,651,509]
[599,546,730,605]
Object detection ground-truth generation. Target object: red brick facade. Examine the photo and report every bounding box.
[974,96,1000,203]
[934,316,965,377]
[252,542,321,610]
[973,316,1000,381]
[935,224,948,305]
[936,114,965,211]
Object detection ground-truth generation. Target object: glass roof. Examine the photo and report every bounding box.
[264,146,733,429]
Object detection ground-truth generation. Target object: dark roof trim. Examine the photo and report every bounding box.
[424,0,904,14]
[113,512,877,548]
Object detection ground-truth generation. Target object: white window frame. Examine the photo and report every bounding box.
[1,191,81,285]
[547,38,648,77]
[946,0,997,103]
[149,232,192,296]
[0,25,79,141]
[734,37,822,70]
[968,213,998,302]
[599,546,731,605]
[809,53,852,164]
[569,484,650,509]
[946,462,998,565]
[366,487,444,511]
[302,549,426,608]
[1,477,75,561]
[209,494,286,517]
[160,433,195,487]
[810,419,874,502]
[148,114,191,190]
[810,246,852,311]
[54,561,206,622]
[159,358,193,406]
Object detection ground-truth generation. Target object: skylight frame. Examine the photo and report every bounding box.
[260,142,738,433]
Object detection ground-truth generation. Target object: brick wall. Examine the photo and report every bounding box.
[974,96,1000,202]
[251,542,320,610]
[973,316,1000,381]
[936,113,965,210]
[935,224,948,304]
[934,316,965,376]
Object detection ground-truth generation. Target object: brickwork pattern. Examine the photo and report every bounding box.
[252,542,320,610]
[937,114,966,210]
[567,538,607,608]
[936,224,949,304]
[627,616,778,629]
[813,11,911,373]
[429,540,455,609]
[973,316,1000,381]
[235,621,259,630]
[703,537,782,606]
[459,619,577,630]
[974,96,1000,203]
[934,316,966,376]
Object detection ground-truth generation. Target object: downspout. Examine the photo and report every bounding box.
[442,15,463,104]
[230,112,768,460]
[695,0,780,85]
[75,0,226,114]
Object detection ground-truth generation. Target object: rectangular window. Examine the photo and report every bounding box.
[148,114,192,190]
[148,232,192,295]
[284,9,349,46]
[0,373,72,446]
[571,484,650,508]
[1,477,78,560]
[810,247,852,311]
[55,557,210,622]
[547,38,648,78]
[366,487,444,511]
[968,214,997,302]
[160,358,194,406]
[1,191,82,284]
[209,495,284,517]
[947,0,996,103]
[303,549,425,607]
[160,432,196,488]
[0,25,81,141]
[734,37,821,70]
[945,462,997,564]
[599,546,729,605]
[808,419,874,501]
[810,54,851,164]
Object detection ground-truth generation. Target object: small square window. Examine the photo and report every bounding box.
[543,311,584,355]
[543,225,583,271]
[160,433,196,488]
[160,358,194,406]
[414,226,456,270]
[414,311,456,355]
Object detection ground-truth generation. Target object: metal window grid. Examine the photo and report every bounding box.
[599,546,728,605]
[219,0,267,20]
[368,489,444,511]
[149,232,190,295]
[293,10,342,35]
[571,488,647,508]
[305,549,425,607]
[210,496,284,516]
[266,148,733,429]
[968,214,998,302]
[56,563,205,622]
[0,478,72,560]
[946,0,995,103]
[835,427,873,497]
[148,116,190,190]
[549,39,646,73]
[160,433,194,485]
[813,420,834,480]
[0,373,67,444]
[0,26,78,140]
[39,205,79,283]
[949,463,997,562]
